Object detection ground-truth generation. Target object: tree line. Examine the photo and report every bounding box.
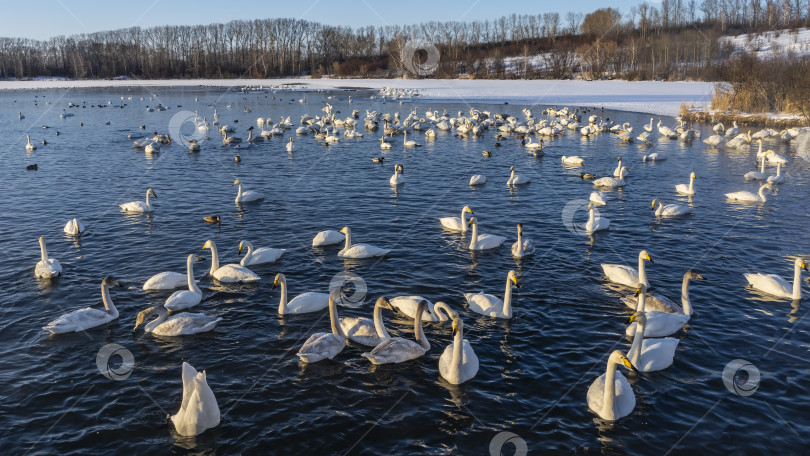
[1,0,808,83]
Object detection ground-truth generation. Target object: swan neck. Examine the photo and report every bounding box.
[236,183,243,200]
[503,276,514,318]
[342,229,351,252]
[602,359,618,420]
[516,228,524,256]
[101,281,119,318]
[638,256,647,287]
[414,306,430,350]
[145,307,168,332]
[451,322,463,376]
[469,222,478,249]
[145,190,151,206]
[588,206,596,225]
[681,274,693,315]
[187,256,200,293]
[208,242,219,274]
[793,262,803,299]
[760,156,766,173]
[373,301,391,339]
[240,243,254,266]
[461,209,469,232]
[689,175,695,192]
[628,319,644,365]
[758,185,768,202]
[278,275,288,315]
[39,238,48,262]
[329,296,344,337]
[635,290,647,312]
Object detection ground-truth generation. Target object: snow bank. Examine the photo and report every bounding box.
[0,78,713,117]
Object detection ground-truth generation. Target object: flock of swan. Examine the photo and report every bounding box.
[28,92,809,437]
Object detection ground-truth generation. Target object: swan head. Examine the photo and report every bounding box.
[340,226,350,235]
[462,206,474,215]
[202,240,214,251]
[466,217,477,227]
[517,223,523,234]
[451,317,462,336]
[510,166,515,172]
[507,270,519,287]
[627,311,647,328]
[609,349,638,373]
[633,283,648,296]
[639,250,653,263]
[233,179,241,186]
[134,305,164,330]
[687,270,706,280]
[238,240,252,255]
[271,273,286,289]
[375,296,393,310]
[797,258,808,271]
[691,172,697,179]
[148,188,157,198]
[102,276,122,287]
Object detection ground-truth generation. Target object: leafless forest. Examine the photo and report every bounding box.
[2,1,809,114]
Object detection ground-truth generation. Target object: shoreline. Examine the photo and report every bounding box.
[0,78,713,117]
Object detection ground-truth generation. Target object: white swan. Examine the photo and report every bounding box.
[338,226,390,259]
[120,188,156,213]
[143,265,191,291]
[312,229,345,247]
[464,270,519,319]
[506,166,531,186]
[601,250,653,288]
[390,297,455,322]
[171,362,220,436]
[26,135,37,151]
[590,191,607,206]
[272,273,330,315]
[469,174,487,186]
[586,203,610,233]
[767,162,785,184]
[286,137,294,152]
[390,164,405,186]
[675,172,696,195]
[466,217,506,251]
[134,306,221,336]
[35,236,62,279]
[524,136,543,150]
[703,134,723,146]
[439,205,474,232]
[512,223,535,258]
[642,153,666,162]
[165,255,204,311]
[439,317,479,384]
[725,182,773,203]
[612,157,630,177]
[202,240,259,283]
[621,270,705,314]
[652,199,693,217]
[744,155,768,181]
[561,155,584,165]
[403,130,420,147]
[363,299,430,364]
[63,218,85,236]
[745,258,807,299]
[233,179,264,204]
[587,350,638,421]
[626,312,679,372]
[625,284,691,338]
[297,291,346,362]
[43,277,120,333]
[594,166,627,188]
[238,240,286,266]
[643,117,654,132]
[340,296,392,346]
[380,136,392,149]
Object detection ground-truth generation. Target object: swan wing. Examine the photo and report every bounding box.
[154,314,222,336]
[601,264,640,288]
[287,292,330,314]
[362,337,426,364]
[439,216,463,231]
[473,234,506,250]
[390,296,438,321]
[312,230,345,247]
[340,317,383,346]
[587,371,634,420]
[638,337,679,372]
[165,290,203,311]
[143,272,188,290]
[744,273,792,298]
[622,293,680,313]
[297,332,345,362]
[338,244,390,258]
[465,293,504,317]
[213,264,260,283]
[120,201,150,212]
[247,248,286,264]
[725,191,758,201]
[43,307,114,333]
[35,259,62,278]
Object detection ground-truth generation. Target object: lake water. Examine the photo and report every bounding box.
[2,86,809,455]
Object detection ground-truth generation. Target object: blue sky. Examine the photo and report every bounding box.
[4,0,645,41]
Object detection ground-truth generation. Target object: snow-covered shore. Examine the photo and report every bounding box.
[0,78,713,117]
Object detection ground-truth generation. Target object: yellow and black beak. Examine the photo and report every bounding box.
[802,262,808,271]
[511,276,520,288]
[622,357,639,373]
[452,321,458,336]
[272,279,278,290]
[646,254,654,263]
[196,256,204,261]
[634,287,642,297]
[696,273,706,280]
[627,314,638,324]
